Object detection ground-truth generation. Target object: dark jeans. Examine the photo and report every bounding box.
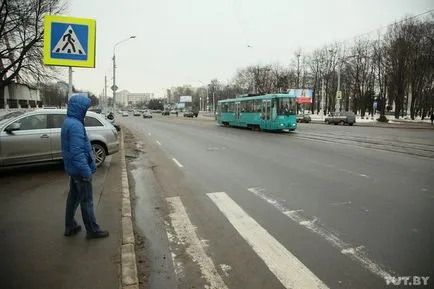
[65,176,100,234]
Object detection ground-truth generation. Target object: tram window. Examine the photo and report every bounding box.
[253,100,261,112]
[228,102,235,112]
[222,103,229,112]
[243,100,253,112]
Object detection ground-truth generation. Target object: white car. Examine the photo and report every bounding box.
[143,110,152,118]
[122,111,129,117]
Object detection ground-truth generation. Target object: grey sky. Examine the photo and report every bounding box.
[68,0,433,97]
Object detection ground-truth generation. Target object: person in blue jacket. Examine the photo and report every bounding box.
[61,94,109,239]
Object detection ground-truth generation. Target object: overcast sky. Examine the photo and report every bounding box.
[67,0,433,97]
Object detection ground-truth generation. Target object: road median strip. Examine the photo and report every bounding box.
[120,129,139,289]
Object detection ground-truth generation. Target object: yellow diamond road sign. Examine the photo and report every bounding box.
[43,15,96,68]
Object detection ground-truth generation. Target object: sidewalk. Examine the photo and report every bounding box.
[0,154,122,289]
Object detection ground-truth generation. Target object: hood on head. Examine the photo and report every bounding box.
[67,94,91,121]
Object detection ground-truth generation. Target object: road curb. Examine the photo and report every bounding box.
[120,129,139,289]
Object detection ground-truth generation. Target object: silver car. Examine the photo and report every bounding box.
[0,109,119,168]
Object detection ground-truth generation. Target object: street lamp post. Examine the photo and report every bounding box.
[112,36,136,110]
[296,52,301,88]
[198,80,209,112]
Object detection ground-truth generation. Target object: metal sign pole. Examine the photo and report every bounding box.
[68,66,73,101]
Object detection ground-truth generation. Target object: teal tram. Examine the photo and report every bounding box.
[216,93,297,131]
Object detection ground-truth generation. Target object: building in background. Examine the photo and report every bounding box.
[116,90,154,107]
[1,82,41,109]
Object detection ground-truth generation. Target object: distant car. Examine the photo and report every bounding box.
[143,110,152,118]
[325,112,356,126]
[0,109,119,168]
[162,110,170,116]
[133,110,141,116]
[122,111,129,117]
[183,109,198,118]
[89,108,102,114]
[296,114,311,123]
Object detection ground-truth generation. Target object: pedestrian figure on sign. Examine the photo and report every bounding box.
[430,112,434,125]
[61,94,109,239]
[57,29,76,53]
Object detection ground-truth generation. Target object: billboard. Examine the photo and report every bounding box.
[180,95,192,103]
[289,89,313,104]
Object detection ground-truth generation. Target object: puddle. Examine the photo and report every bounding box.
[130,153,177,289]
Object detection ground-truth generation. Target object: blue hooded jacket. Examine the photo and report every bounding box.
[61,95,96,178]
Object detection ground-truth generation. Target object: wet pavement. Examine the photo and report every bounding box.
[119,114,434,289]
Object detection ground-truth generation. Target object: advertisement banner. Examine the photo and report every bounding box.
[289,89,313,104]
[180,95,192,103]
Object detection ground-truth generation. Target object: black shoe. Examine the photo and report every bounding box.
[86,230,109,239]
[64,225,82,237]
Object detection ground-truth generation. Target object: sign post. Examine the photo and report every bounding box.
[43,15,96,101]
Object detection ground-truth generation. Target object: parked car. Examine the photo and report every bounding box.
[325,112,356,125]
[296,114,311,123]
[0,111,24,121]
[122,111,129,117]
[133,110,141,116]
[0,109,119,168]
[162,110,170,116]
[143,110,152,118]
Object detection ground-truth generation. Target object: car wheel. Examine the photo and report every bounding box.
[349,123,354,126]
[339,120,345,125]
[92,143,106,167]
[325,120,329,124]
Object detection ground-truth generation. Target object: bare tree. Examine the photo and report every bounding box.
[0,0,65,104]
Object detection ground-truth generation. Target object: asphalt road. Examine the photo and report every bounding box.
[120,114,434,289]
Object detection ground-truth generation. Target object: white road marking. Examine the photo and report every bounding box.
[208,192,329,289]
[156,140,162,146]
[247,187,394,281]
[166,197,228,289]
[330,201,352,206]
[172,158,184,168]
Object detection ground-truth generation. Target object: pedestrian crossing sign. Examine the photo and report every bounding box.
[43,15,96,68]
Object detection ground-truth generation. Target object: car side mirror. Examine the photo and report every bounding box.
[5,122,21,134]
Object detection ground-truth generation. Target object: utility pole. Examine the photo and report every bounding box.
[104,75,107,109]
[212,91,215,114]
[296,52,301,88]
[321,78,325,115]
[112,55,116,109]
[336,60,341,112]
